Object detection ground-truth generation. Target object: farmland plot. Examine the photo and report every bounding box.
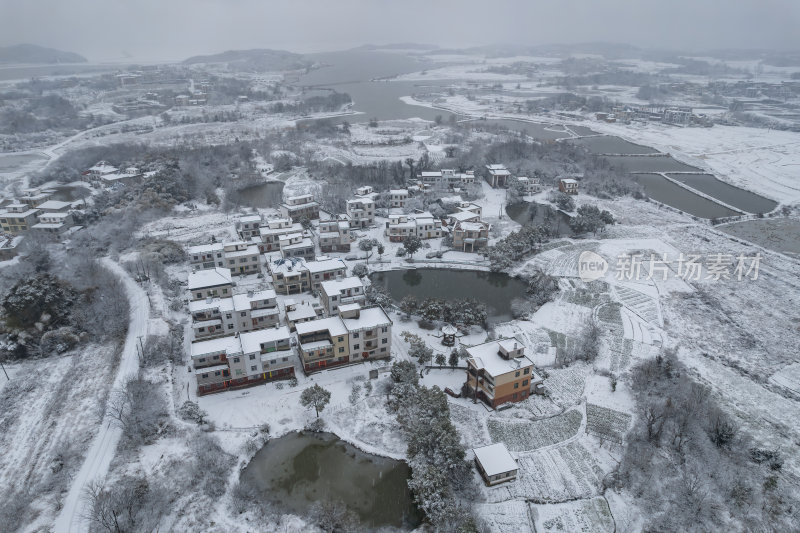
[473,501,533,533]
[585,404,632,444]
[532,497,615,533]
[544,362,592,408]
[487,409,582,452]
[504,438,616,503]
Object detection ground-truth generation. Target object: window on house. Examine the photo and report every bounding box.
[353,332,359,338]
[249,354,255,360]
[214,371,221,376]
[198,358,206,363]
[228,324,234,329]
[198,327,205,332]
[514,382,519,389]
[353,344,360,350]
[251,366,257,371]
[382,338,387,344]
[202,373,208,378]
[240,312,246,317]
[338,347,344,353]
[196,293,202,299]
[515,371,520,377]
[212,355,219,360]
[524,368,529,374]
[381,326,388,333]
[223,289,228,294]
[523,379,529,386]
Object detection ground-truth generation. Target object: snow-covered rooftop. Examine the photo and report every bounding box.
[466,339,535,378]
[239,326,291,353]
[320,277,363,295]
[473,443,517,476]
[188,268,232,290]
[341,306,391,331]
[191,335,242,358]
[295,316,348,337]
[35,200,71,211]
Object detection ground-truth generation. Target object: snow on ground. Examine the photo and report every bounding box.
[531,497,615,533]
[578,120,800,205]
[55,258,150,533]
[474,500,534,533]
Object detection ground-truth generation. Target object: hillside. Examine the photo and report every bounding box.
[182,48,311,71]
[0,44,87,64]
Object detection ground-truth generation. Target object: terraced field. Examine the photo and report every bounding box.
[488,409,583,452]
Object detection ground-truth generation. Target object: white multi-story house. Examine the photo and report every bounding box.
[385,211,443,242]
[388,189,409,209]
[192,326,295,395]
[258,218,304,253]
[188,243,224,269]
[319,276,366,315]
[418,169,475,190]
[452,220,491,253]
[267,257,348,295]
[222,241,261,276]
[295,304,392,373]
[188,267,233,301]
[346,197,375,228]
[278,232,315,261]
[189,289,280,340]
[279,194,319,222]
[235,214,263,240]
[318,215,353,252]
[32,212,74,235]
[188,241,260,276]
[516,176,541,195]
[0,203,40,233]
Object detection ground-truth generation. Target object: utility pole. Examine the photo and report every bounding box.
[0,360,9,381]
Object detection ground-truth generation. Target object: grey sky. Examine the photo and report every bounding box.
[2,0,799,62]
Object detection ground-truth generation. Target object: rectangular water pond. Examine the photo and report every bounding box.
[602,155,701,173]
[630,173,740,219]
[570,135,659,155]
[665,173,777,214]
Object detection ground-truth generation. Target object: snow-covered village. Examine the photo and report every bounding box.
[2,2,800,532]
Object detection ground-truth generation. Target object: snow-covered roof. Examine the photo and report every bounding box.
[389,189,408,195]
[232,290,276,308]
[449,211,480,223]
[188,243,223,254]
[32,223,64,229]
[224,245,259,259]
[237,214,262,223]
[321,277,363,295]
[191,335,242,358]
[341,306,391,332]
[295,316,348,337]
[287,306,319,321]
[239,326,291,353]
[188,268,232,290]
[281,237,314,250]
[466,340,534,378]
[250,307,279,318]
[35,200,71,211]
[473,443,517,476]
[305,258,346,274]
[560,178,578,184]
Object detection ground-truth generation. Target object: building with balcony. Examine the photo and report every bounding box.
[0,203,40,233]
[268,257,348,295]
[235,214,262,240]
[258,218,304,253]
[452,220,490,252]
[318,215,353,252]
[188,289,279,340]
[388,189,409,209]
[346,197,375,229]
[188,243,225,269]
[278,232,315,261]
[558,178,578,195]
[295,304,391,373]
[516,176,541,195]
[463,339,542,408]
[385,211,443,242]
[319,276,366,315]
[192,326,295,395]
[187,267,233,301]
[222,241,261,276]
[279,194,319,222]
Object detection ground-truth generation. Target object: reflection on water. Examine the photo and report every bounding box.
[240,431,420,529]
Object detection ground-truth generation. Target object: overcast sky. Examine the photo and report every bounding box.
[2,0,799,62]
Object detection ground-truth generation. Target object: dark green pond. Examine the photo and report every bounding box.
[370,268,528,324]
[240,431,420,529]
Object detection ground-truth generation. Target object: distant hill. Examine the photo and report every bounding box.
[357,43,439,51]
[433,42,642,59]
[0,44,87,64]
[183,49,311,71]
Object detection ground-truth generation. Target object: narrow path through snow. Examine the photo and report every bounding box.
[53,258,149,533]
